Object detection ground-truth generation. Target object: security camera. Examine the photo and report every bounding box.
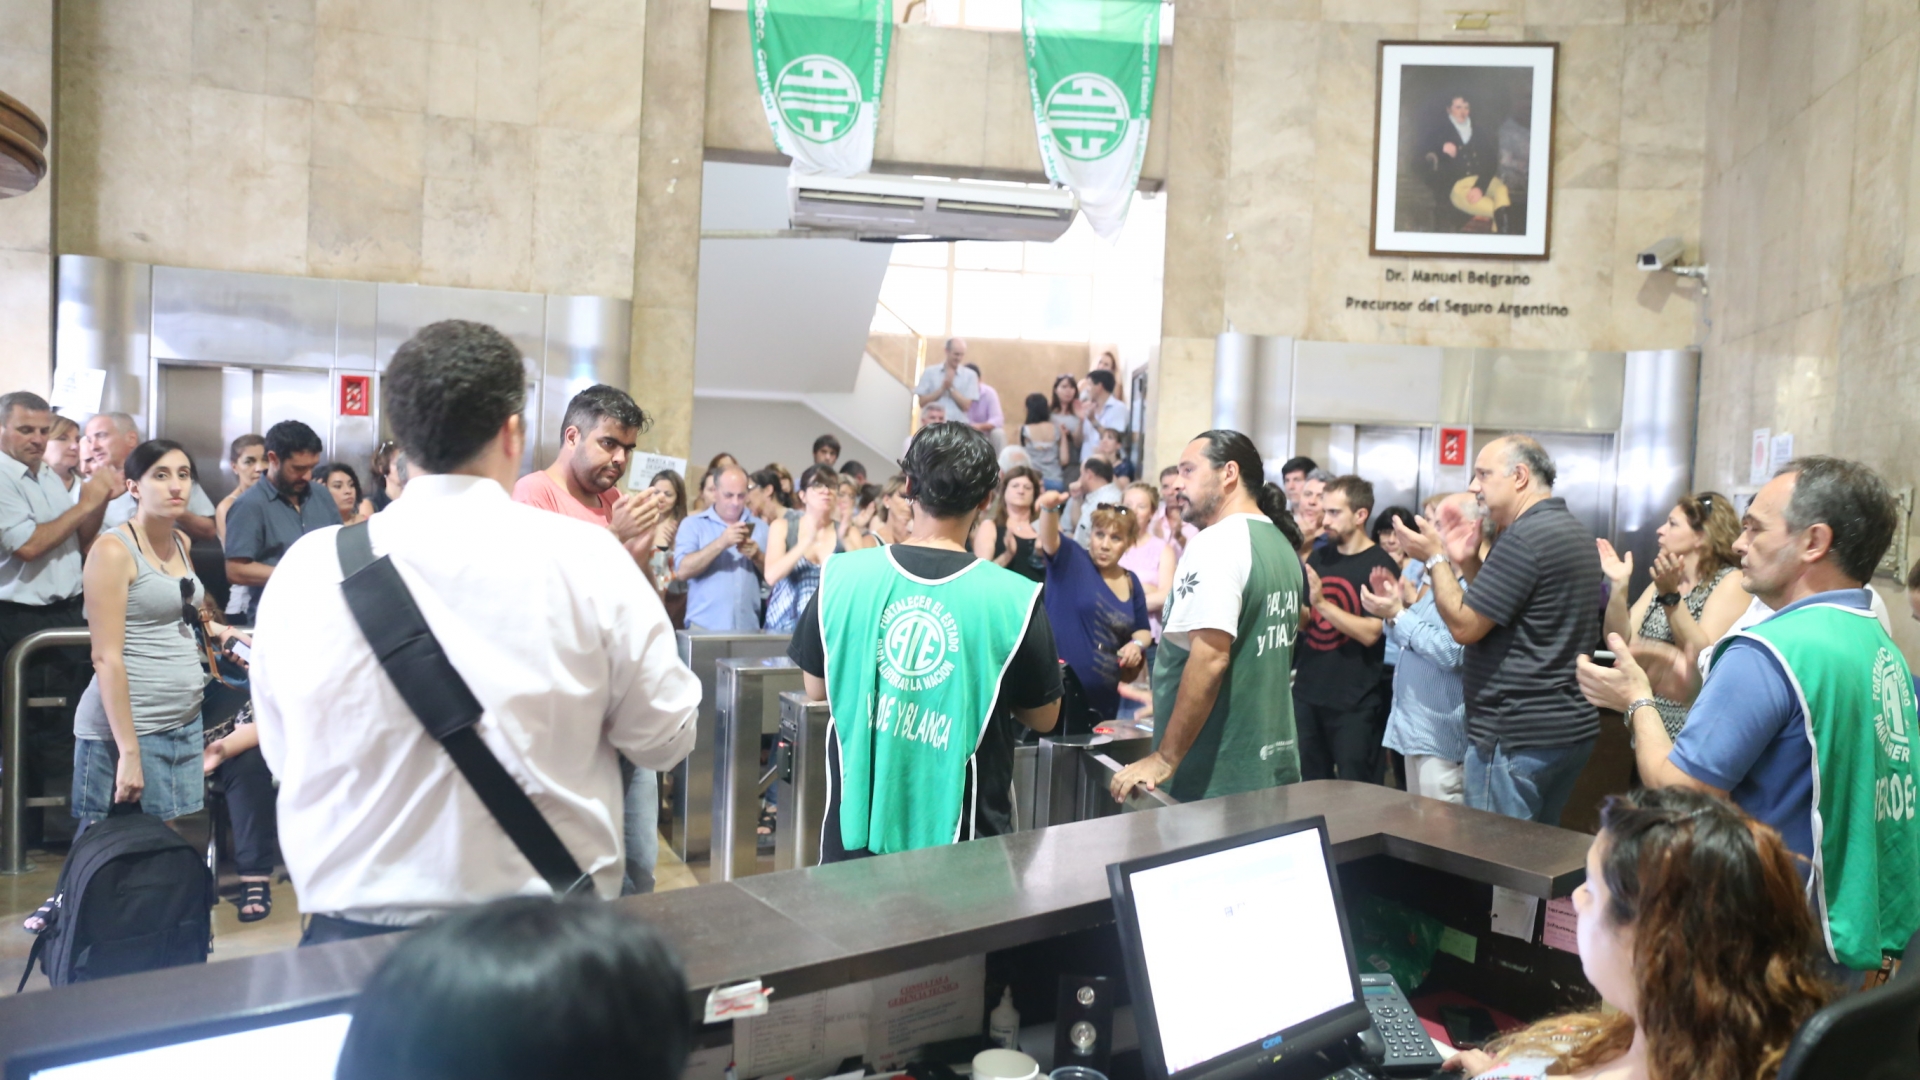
[1636,237,1685,271]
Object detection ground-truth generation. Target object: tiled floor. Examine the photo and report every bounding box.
[1,824,702,995]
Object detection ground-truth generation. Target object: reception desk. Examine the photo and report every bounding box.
[0,781,1592,1075]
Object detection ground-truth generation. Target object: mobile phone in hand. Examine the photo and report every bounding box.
[229,640,252,664]
[1591,649,1617,668]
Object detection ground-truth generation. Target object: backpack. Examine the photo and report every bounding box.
[18,804,212,990]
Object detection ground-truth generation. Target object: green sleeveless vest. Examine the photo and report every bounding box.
[1150,517,1303,802]
[1711,602,1920,970]
[818,546,1043,856]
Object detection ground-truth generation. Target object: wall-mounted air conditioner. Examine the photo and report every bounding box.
[788,173,1078,243]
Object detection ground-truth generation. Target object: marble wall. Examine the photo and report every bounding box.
[1694,0,1920,660]
[54,0,645,300]
[1149,0,1711,468]
[0,0,53,394]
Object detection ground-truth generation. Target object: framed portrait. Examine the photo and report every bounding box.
[1370,41,1558,260]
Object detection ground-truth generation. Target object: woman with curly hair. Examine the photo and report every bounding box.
[1446,787,1831,1080]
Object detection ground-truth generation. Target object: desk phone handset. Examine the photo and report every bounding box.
[1352,973,1446,1077]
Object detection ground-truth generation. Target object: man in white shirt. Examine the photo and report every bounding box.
[0,393,119,826]
[914,338,979,421]
[1082,369,1129,434]
[85,412,217,539]
[253,320,699,944]
[1070,457,1124,547]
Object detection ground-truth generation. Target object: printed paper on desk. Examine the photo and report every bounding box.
[1489,886,1539,943]
[706,979,771,1023]
[733,983,869,1079]
[1543,897,1579,953]
[682,1042,733,1080]
[867,955,987,1066]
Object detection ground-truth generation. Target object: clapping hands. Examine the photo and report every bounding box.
[1359,565,1404,620]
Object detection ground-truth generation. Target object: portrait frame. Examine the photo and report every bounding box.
[1369,41,1559,260]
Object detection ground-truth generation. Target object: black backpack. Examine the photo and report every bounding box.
[18,804,212,990]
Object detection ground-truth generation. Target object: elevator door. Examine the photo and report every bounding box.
[1320,424,1428,517]
[1472,429,1616,540]
[158,365,333,502]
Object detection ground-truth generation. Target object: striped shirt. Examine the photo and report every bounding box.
[1461,497,1601,750]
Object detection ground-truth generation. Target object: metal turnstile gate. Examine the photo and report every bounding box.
[668,632,789,864]
[772,692,830,873]
[710,656,804,882]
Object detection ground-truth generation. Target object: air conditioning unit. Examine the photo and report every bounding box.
[789,173,1078,243]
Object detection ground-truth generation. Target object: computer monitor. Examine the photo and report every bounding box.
[10,1008,350,1080]
[1108,817,1370,1080]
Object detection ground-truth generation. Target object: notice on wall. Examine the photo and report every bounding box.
[1749,428,1772,486]
[731,956,986,1079]
[49,366,106,417]
[1489,886,1539,943]
[1769,432,1794,475]
[629,453,689,490]
[1542,897,1579,953]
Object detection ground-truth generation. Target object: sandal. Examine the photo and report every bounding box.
[235,879,271,923]
[21,895,55,934]
[756,806,777,852]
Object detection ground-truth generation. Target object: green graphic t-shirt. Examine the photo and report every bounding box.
[1152,513,1303,802]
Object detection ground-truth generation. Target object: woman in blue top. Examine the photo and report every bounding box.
[1035,489,1150,720]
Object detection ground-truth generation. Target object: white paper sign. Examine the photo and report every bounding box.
[1769,432,1794,474]
[1749,428,1771,486]
[1489,885,1539,942]
[730,956,986,1078]
[49,366,106,417]
[630,453,689,490]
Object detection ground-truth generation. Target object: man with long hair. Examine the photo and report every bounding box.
[1109,430,1305,804]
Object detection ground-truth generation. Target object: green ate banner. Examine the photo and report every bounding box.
[1023,0,1160,239]
[752,0,891,177]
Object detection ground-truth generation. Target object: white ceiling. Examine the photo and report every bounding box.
[694,162,894,395]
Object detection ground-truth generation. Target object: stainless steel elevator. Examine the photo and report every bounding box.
[55,256,633,496]
[1214,336,1698,596]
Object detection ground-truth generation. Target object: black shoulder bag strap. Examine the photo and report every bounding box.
[335,522,590,896]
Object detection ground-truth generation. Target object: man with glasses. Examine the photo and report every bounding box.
[673,466,767,632]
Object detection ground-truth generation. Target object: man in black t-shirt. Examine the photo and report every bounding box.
[788,424,1062,862]
[1296,476,1400,783]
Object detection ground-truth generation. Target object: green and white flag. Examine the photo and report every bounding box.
[751,0,891,178]
[1022,0,1159,240]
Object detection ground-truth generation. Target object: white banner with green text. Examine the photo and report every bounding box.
[1022,0,1159,240]
[751,0,891,178]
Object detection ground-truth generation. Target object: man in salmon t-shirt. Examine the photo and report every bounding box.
[512,382,675,895]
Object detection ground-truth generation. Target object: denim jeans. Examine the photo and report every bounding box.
[1463,738,1595,826]
[621,764,659,896]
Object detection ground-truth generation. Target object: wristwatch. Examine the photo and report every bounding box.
[1625,697,1659,728]
[1655,592,1683,608]
[1425,552,1448,570]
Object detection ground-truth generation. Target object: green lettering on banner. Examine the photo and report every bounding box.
[751,0,892,177]
[1022,0,1159,239]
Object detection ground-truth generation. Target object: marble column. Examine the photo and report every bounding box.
[628,0,707,462]
[0,0,53,394]
[1148,1,1232,471]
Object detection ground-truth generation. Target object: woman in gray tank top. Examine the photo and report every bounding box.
[72,441,249,826]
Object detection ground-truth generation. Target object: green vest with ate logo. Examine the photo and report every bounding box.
[818,546,1042,856]
[1712,602,1920,970]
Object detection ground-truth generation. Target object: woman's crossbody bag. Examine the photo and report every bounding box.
[335,522,592,896]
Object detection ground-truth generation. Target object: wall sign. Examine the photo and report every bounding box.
[339,374,370,417]
[1439,427,1468,467]
[1748,427,1771,486]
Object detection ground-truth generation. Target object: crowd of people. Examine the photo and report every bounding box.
[0,316,1915,1077]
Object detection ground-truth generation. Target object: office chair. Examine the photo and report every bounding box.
[1775,928,1920,1080]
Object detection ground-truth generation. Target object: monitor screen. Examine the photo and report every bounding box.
[1110,819,1363,1079]
[28,1012,351,1079]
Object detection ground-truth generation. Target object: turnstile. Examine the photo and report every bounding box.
[1024,723,1173,829]
[711,656,804,882]
[668,632,790,863]
[772,691,830,873]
